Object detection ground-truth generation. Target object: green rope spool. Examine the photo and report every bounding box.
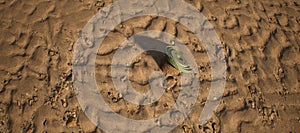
[165,46,192,73]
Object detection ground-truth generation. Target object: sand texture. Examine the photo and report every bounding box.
[0,0,299,132]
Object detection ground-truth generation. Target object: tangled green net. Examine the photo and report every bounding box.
[165,46,192,73]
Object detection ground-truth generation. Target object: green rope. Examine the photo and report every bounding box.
[165,46,192,73]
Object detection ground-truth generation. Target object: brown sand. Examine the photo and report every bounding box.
[0,0,299,132]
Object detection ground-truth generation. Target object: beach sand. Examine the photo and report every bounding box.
[0,0,299,132]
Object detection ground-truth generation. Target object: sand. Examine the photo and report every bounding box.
[0,0,299,132]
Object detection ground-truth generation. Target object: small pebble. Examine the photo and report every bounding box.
[28,99,33,106]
